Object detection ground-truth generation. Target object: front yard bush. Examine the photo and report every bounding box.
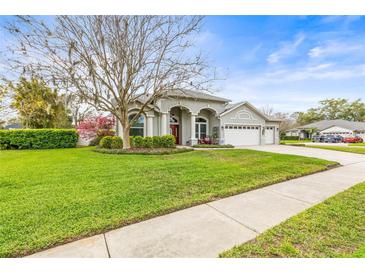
[0,129,78,150]
[110,136,123,149]
[160,134,176,148]
[129,135,176,149]
[144,136,154,148]
[130,136,145,148]
[99,136,113,149]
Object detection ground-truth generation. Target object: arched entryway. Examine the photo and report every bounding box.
[169,106,191,145]
[196,108,219,144]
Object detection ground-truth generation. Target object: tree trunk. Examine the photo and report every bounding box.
[122,125,131,149]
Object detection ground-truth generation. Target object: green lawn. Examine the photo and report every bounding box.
[220,182,365,258]
[0,147,335,257]
[348,143,365,146]
[306,145,365,155]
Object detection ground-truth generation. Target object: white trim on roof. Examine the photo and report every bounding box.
[220,101,281,122]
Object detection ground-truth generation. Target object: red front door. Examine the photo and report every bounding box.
[170,125,179,144]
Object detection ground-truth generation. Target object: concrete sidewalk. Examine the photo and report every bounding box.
[27,146,365,258]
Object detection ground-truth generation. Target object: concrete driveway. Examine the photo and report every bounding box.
[241,144,365,165]
[28,145,365,258]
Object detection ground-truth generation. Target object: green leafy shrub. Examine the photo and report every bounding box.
[161,134,176,148]
[152,136,162,148]
[110,136,123,149]
[0,129,78,150]
[144,136,154,148]
[99,136,113,149]
[100,135,176,150]
[132,136,144,148]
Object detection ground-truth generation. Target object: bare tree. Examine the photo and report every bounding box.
[5,16,213,148]
[62,93,95,126]
[261,104,274,117]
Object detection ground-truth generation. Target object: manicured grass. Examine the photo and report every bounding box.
[220,182,365,258]
[306,145,365,155]
[280,140,311,144]
[348,143,365,146]
[0,147,335,257]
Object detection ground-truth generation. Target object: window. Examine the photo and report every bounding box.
[170,114,179,124]
[195,117,208,139]
[129,114,144,137]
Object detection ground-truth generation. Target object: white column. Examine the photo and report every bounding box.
[190,113,197,145]
[160,113,168,136]
[146,115,154,137]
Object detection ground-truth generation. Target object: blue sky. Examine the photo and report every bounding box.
[1,16,365,113]
[199,16,365,112]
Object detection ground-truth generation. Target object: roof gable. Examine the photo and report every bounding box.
[220,101,281,122]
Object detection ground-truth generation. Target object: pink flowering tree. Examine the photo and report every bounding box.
[77,115,115,140]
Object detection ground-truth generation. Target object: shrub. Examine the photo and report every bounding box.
[152,136,162,148]
[144,136,154,148]
[161,134,176,148]
[132,136,144,148]
[0,129,78,150]
[99,136,113,149]
[110,136,123,149]
[100,135,177,150]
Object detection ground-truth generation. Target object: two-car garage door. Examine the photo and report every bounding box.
[224,125,261,146]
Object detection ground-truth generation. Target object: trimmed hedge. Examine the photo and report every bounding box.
[0,129,78,150]
[130,135,176,149]
[100,136,123,149]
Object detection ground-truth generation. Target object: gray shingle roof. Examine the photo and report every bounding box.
[164,89,231,102]
[298,119,365,131]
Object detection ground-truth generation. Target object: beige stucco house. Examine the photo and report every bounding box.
[115,90,281,146]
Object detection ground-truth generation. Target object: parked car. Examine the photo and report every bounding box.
[312,135,323,142]
[322,135,340,143]
[343,136,363,143]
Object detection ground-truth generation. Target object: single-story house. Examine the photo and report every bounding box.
[115,90,281,146]
[285,119,365,139]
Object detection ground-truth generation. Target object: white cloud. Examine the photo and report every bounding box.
[267,33,305,64]
[308,41,364,58]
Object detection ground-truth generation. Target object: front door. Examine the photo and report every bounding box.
[170,124,179,144]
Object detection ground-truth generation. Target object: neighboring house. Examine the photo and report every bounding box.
[115,90,281,146]
[285,119,365,139]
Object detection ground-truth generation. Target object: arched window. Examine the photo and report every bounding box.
[129,113,144,137]
[195,117,208,139]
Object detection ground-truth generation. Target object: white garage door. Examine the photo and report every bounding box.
[265,126,275,144]
[224,125,260,146]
